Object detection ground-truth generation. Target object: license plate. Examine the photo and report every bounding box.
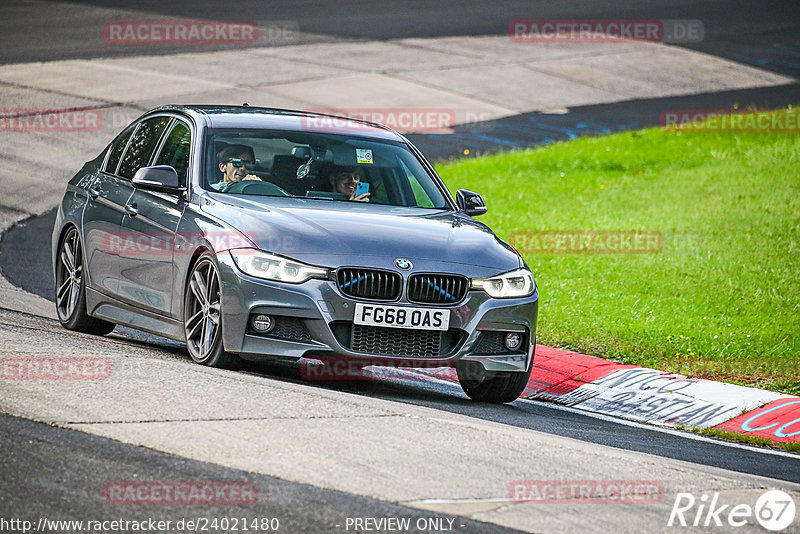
[353,303,450,331]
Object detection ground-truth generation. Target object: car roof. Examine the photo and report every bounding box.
[150,105,405,142]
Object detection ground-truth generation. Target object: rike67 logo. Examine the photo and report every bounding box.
[669,489,796,531]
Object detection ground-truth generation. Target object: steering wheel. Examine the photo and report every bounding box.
[225,181,289,196]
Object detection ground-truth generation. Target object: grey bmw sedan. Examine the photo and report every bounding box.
[52,105,538,403]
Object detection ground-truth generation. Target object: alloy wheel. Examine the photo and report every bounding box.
[56,227,83,321]
[184,257,222,362]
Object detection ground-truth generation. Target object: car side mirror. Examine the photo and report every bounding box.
[456,189,488,216]
[132,166,185,196]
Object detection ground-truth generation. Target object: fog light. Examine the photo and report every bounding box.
[251,314,274,334]
[504,332,522,351]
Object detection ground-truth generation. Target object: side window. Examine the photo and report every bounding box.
[104,126,134,174]
[154,120,191,187]
[400,159,435,208]
[408,174,435,208]
[117,116,171,179]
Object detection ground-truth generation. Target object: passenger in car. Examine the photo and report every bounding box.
[329,166,370,202]
[211,144,262,192]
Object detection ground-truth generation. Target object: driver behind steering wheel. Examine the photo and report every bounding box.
[211,144,262,192]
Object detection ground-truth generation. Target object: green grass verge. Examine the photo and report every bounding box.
[676,425,800,453]
[435,109,800,395]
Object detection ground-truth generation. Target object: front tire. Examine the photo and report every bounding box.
[184,253,240,369]
[55,226,115,335]
[456,359,531,403]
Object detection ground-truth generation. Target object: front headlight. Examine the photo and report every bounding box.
[230,249,328,283]
[471,268,536,298]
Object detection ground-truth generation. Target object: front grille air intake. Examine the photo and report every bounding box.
[352,325,442,357]
[407,274,469,304]
[472,330,507,354]
[337,268,402,301]
[268,317,312,342]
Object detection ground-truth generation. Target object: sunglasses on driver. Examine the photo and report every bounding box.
[225,158,255,168]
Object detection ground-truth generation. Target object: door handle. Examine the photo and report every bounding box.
[124,203,139,217]
[88,186,101,199]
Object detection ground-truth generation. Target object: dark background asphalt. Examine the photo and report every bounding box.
[2,0,797,159]
[2,0,798,79]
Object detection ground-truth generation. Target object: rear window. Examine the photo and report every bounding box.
[104,126,134,175]
[154,120,191,187]
[117,116,171,179]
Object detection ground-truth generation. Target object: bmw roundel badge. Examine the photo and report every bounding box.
[395,258,412,270]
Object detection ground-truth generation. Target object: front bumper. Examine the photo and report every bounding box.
[217,253,538,373]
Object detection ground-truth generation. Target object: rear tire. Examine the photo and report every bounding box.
[55,226,115,335]
[184,253,240,370]
[456,359,531,403]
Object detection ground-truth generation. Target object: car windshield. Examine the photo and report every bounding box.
[204,128,451,209]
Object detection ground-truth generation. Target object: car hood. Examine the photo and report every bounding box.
[200,193,521,272]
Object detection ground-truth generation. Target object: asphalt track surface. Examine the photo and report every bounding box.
[0,413,521,534]
[2,211,800,486]
[1,1,800,530]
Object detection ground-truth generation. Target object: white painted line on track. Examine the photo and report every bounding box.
[412,497,511,504]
